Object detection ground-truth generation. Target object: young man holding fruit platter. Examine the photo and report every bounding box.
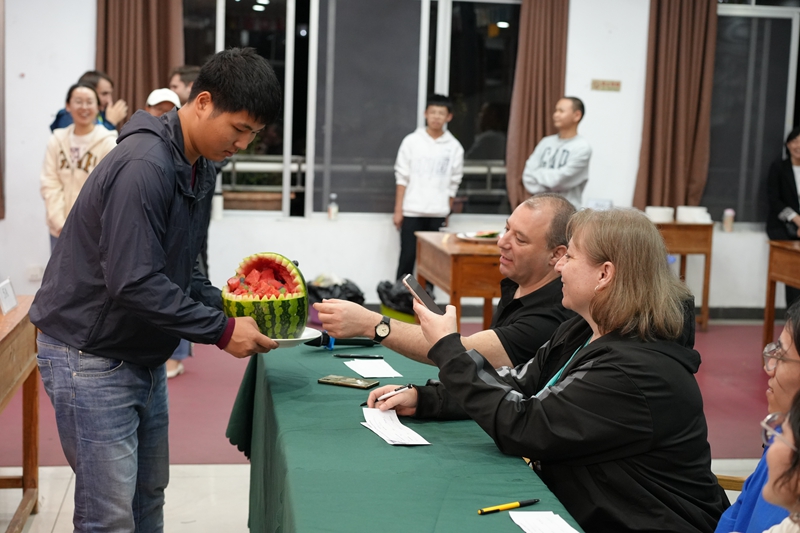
[29,47,282,532]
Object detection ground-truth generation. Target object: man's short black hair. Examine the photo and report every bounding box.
[170,65,201,85]
[426,94,453,114]
[190,47,282,126]
[78,70,114,89]
[564,96,585,122]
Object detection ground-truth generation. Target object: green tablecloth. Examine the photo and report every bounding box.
[226,343,583,533]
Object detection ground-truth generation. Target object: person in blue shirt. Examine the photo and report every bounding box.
[49,70,128,132]
[715,299,800,532]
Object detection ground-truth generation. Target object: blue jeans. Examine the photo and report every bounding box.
[36,332,169,533]
[169,338,191,361]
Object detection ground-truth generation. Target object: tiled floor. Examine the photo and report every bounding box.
[0,465,250,533]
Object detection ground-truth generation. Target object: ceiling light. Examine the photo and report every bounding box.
[252,4,265,11]
[257,0,270,4]
[497,21,509,29]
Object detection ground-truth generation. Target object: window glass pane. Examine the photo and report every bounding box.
[757,0,800,7]
[436,2,520,215]
[219,0,308,213]
[314,0,420,213]
[184,0,217,67]
[703,16,792,222]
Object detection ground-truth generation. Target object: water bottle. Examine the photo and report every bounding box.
[327,193,339,221]
[722,208,735,232]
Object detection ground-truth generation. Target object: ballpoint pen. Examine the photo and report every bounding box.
[478,498,540,515]
[360,384,412,406]
[377,384,412,401]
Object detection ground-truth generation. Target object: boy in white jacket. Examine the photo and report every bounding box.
[41,84,117,249]
[394,94,464,281]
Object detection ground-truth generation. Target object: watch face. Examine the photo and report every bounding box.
[376,323,390,337]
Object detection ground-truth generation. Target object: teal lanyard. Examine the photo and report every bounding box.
[541,336,591,392]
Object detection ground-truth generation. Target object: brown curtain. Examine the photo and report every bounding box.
[505,0,569,210]
[95,0,184,129]
[633,0,717,209]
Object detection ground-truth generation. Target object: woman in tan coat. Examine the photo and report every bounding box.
[41,83,117,250]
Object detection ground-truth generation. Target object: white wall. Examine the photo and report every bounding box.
[563,0,785,310]
[0,0,96,296]
[566,0,650,209]
[207,212,508,304]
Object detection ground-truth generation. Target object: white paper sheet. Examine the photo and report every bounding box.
[509,511,579,533]
[344,359,402,378]
[361,408,429,445]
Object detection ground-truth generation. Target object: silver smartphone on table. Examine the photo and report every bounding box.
[402,274,444,315]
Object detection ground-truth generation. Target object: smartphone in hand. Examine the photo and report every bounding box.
[402,274,444,315]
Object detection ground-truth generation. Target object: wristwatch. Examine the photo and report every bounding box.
[373,315,391,343]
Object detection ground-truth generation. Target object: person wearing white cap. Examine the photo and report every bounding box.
[145,88,181,117]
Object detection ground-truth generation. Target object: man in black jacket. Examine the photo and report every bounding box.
[30,48,281,532]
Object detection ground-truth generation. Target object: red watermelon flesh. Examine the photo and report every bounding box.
[226,255,300,299]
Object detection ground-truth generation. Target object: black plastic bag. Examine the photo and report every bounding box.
[307,279,365,305]
[377,279,434,315]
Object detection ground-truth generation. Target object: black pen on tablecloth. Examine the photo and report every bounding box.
[360,385,411,407]
[333,353,384,359]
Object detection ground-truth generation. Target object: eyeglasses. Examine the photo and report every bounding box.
[763,341,800,371]
[761,412,797,451]
[69,100,97,108]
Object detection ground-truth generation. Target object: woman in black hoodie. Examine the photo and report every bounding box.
[368,208,729,532]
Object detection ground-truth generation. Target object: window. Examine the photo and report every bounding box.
[183,0,521,215]
[702,6,799,222]
[434,2,520,215]
[312,0,421,213]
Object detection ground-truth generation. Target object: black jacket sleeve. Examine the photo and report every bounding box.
[420,333,653,463]
[191,259,223,311]
[414,379,470,420]
[766,159,800,240]
[767,159,796,218]
[99,159,228,344]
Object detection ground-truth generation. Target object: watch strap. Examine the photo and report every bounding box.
[373,315,391,343]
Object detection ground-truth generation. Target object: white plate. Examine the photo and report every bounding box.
[273,327,322,348]
[456,231,500,244]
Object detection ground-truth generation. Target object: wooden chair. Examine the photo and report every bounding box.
[716,474,745,492]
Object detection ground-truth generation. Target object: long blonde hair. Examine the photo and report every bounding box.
[567,208,691,340]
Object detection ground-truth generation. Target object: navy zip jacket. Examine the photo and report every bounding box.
[416,315,729,532]
[31,109,226,367]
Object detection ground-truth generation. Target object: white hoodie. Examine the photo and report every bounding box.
[395,127,464,217]
[40,124,117,237]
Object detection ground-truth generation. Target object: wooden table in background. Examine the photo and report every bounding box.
[414,232,504,330]
[0,295,39,533]
[655,223,714,332]
[763,241,800,348]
